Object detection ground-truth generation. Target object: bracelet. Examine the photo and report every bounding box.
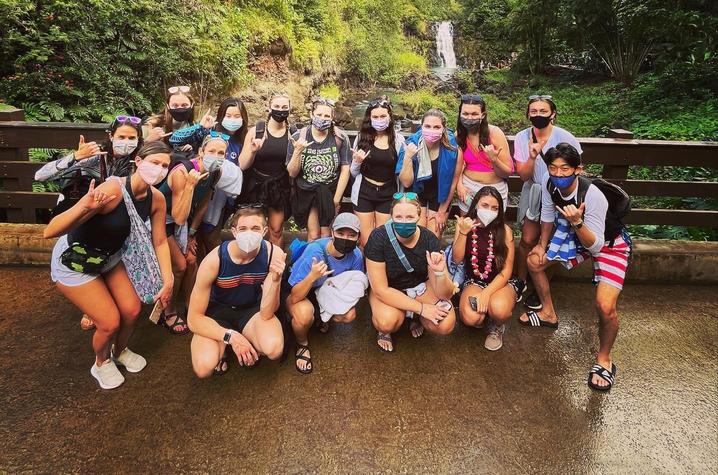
[189,227,197,237]
[433,271,446,277]
[459,231,469,236]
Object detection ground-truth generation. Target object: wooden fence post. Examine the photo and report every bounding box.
[602,129,634,181]
[0,108,35,223]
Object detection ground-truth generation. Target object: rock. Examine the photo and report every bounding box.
[333,104,354,127]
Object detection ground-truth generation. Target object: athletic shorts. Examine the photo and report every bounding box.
[355,178,396,214]
[206,301,261,333]
[563,232,632,290]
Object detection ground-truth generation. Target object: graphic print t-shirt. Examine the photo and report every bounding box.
[286,128,350,188]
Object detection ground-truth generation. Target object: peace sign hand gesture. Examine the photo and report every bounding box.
[81,179,115,211]
[556,202,586,226]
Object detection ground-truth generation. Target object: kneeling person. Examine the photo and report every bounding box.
[188,205,286,377]
[286,213,366,374]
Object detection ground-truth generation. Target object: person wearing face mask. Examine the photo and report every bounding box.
[43,142,174,389]
[157,135,227,335]
[449,186,517,351]
[513,95,583,310]
[170,98,248,252]
[396,109,459,238]
[285,213,366,374]
[144,86,197,158]
[364,193,456,353]
[187,205,287,377]
[454,94,513,213]
[286,98,351,241]
[521,143,630,392]
[349,97,406,248]
[238,93,296,247]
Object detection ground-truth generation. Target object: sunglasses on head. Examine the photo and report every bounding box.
[393,192,418,201]
[369,99,391,109]
[313,98,336,108]
[113,115,141,126]
[168,85,190,94]
[209,130,230,141]
[237,203,264,210]
[461,94,484,104]
[528,94,553,101]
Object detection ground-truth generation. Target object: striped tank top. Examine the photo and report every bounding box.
[210,240,272,308]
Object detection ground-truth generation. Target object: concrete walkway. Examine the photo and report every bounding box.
[0,267,716,473]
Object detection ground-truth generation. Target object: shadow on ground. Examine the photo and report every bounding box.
[0,267,716,473]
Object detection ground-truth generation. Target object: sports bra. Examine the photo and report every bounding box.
[462,139,493,173]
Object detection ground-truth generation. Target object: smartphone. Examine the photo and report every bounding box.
[436,299,452,312]
[149,300,164,324]
[468,296,478,312]
[255,121,266,140]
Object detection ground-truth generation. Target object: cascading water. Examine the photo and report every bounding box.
[435,21,457,69]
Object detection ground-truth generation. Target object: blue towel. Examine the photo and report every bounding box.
[546,215,581,263]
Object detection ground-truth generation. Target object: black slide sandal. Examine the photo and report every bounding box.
[519,310,559,328]
[588,363,617,391]
[295,344,313,374]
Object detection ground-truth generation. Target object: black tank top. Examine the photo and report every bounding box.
[362,144,396,182]
[69,177,153,255]
[253,125,289,176]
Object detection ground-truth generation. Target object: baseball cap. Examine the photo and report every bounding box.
[331,213,360,233]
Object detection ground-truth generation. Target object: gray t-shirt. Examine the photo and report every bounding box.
[286,127,350,188]
[540,174,607,255]
[514,126,583,184]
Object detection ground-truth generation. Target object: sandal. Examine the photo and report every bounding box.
[409,320,424,339]
[588,363,617,391]
[160,311,190,335]
[519,310,558,329]
[213,348,230,376]
[377,332,394,353]
[80,314,95,331]
[295,344,313,374]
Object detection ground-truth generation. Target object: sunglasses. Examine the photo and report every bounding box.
[528,94,553,101]
[313,98,336,108]
[369,99,391,109]
[237,202,264,210]
[393,192,418,200]
[113,115,141,126]
[461,94,484,104]
[209,130,230,141]
[168,85,191,94]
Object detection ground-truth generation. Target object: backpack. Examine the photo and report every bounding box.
[547,175,631,242]
[288,238,330,268]
[297,125,345,152]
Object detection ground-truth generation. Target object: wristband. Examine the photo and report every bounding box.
[189,227,197,237]
[433,271,446,277]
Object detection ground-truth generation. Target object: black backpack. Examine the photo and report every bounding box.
[547,175,630,242]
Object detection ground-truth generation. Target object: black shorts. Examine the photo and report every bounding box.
[355,178,396,214]
[206,301,261,333]
[418,192,440,212]
[285,288,321,325]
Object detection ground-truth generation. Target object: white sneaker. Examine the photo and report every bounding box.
[484,321,505,351]
[90,359,125,389]
[113,347,147,373]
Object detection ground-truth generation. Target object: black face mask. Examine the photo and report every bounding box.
[460,117,482,129]
[270,109,290,123]
[169,107,193,123]
[333,237,358,256]
[530,115,552,129]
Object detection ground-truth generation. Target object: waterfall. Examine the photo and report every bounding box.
[435,21,457,69]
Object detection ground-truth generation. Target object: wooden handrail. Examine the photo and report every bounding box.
[1,113,716,228]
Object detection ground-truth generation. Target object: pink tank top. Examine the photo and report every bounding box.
[463,139,493,173]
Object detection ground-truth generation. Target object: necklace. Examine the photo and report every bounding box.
[470,226,494,280]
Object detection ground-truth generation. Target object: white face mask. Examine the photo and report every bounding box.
[235,230,263,253]
[113,138,138,157]
[476,208,499,227]
[137,160,168,185]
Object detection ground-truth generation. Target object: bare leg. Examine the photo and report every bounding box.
[190,334,224,378]
[355,211,375,248]
[369,290,404,352]
[268,208,285,247]
[416,284,456,335]
[520,253,558,324]
[103,262,142,354]
[592,282,622,388]
[307,207,321,242]
[242,313,284,361]
[287,297,315,372]
[517,218,540,282]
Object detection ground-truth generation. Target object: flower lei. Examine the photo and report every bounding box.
[470,225,494,280]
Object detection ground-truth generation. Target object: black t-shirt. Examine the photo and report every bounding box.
[364,225,441,290]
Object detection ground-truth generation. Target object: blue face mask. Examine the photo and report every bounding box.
[312,116,332,131]
[549,174,577,189]
[392,221,417,238]
[221,118,243,132]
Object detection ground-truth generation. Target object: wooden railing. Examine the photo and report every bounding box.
[1,109,717,228]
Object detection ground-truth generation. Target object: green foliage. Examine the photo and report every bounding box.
[395,90,456,116]
[318,84,341,101]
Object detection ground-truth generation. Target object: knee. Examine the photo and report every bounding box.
[489,304,513,322]
[192,361,214,379]
[335,308,357,323]
[596,298,617,320]
[527,253,542,273]
[173,258,187,275]
[371,310,403,333]
[460,309,485,327]
[519,234,536,250]
[434,320,455,335]
[263,337,284,361]
[94,311,121,334]
[269,226,282,240]
[290,301,315,328]
[121,300,142,321]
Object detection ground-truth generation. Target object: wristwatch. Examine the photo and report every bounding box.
[573,219,584,229]
[223,329,235,344]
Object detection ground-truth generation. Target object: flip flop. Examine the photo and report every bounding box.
[588,363,617,391]
[213,349,230,376]
[377,332,394,353]
[295,344,313,374]
[519,310,558,329]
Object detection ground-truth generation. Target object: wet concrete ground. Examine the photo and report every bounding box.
[0,266,716,474]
